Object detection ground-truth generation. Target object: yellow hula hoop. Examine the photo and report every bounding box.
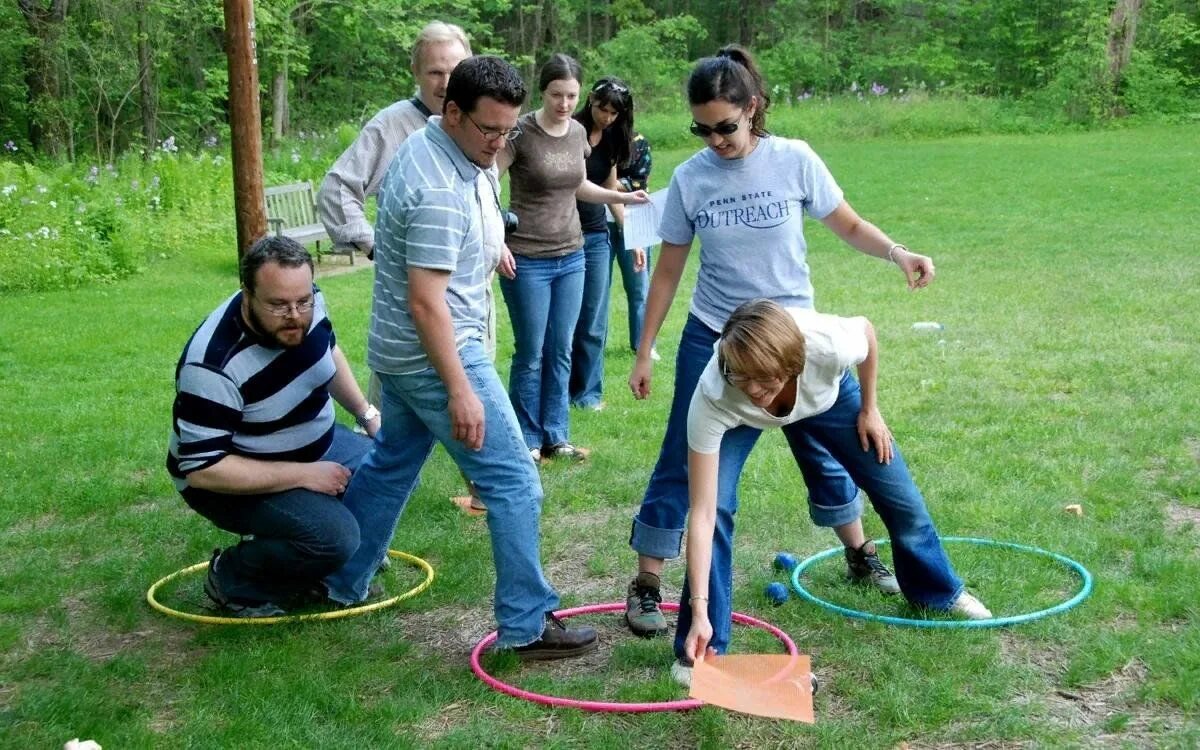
[146,549,434,625]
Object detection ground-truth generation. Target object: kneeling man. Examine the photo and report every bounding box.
[167,235,381,616]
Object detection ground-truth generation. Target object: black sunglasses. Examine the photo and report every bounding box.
[689,120,740,138]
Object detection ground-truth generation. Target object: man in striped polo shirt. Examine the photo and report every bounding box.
[168,235,381,617]
[323,56,597,660]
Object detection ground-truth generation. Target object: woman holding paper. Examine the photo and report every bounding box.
[621,44,937,642]
[609,131,658,362]
[675,299,990,685]
[568,77,638,411]
[498,56,647,462]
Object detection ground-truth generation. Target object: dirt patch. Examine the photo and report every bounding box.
[1185,437,1200,464]
[12,591,198,671]
[1,512,58,538]
[998,631,1071,676]
[1165,501,1200,533]
[410,700,504,741]
[314,256,373,279]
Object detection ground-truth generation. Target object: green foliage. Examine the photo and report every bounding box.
[1036,4,1117,125]
[0,149,238,292]
[5,0,1200,159]
[580,15,707,106]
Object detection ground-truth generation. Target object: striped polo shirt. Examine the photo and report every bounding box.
[369,116,501,374]
[166,288,337,495]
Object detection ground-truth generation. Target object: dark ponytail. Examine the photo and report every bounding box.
[686,44,770,137]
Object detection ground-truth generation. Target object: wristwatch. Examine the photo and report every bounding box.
[357,404,380,425]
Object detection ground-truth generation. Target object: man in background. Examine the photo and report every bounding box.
[318,21,471,261]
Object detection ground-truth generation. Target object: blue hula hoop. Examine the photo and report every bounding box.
[789,536,1093,629]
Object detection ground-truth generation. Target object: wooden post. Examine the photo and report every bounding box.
[223,0,267,260]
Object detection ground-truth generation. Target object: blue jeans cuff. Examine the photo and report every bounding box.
[494,624,546,650]
[809,491,864,528]
[629,516,684,559]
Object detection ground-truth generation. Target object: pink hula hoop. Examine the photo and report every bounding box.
[469,601,798,713]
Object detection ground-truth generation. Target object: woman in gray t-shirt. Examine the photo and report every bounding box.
[497,54,646,463]
[621,45,940,659]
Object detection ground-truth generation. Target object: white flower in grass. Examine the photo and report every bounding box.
[37,226,51,239]
[1,184,15,196]
[36,184,48,194]
[291,151,301,164]
[49,200,57,208]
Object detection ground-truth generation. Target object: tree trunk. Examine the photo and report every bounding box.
[223,0,268,259]
[1107,0,1142,84]
[272,54,288,143]
[137,0,157,156]
[18,0,71,156]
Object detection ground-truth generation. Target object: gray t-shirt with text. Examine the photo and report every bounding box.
[658,135,844,331]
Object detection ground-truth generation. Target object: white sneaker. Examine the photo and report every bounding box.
[670,660,693,688]
[529,447,541,463]
[649,347,662,362]
[949,591,992,620]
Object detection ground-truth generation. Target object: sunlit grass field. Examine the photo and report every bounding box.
[1,124,1197,747]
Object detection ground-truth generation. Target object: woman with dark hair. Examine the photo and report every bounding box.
[498,55,647,462]
[621,45,939,642]
[568,76,639,411]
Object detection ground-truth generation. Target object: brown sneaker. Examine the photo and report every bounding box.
[625,572,669,637]
[541,442,590,463]
[511,613,599,661]
[845,540,901,595]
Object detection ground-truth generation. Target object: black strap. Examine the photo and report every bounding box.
[409,96,434,119]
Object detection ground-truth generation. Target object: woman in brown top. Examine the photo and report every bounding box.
[498,54,647,463]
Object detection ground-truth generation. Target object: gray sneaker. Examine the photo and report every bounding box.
[845,540,901,595]
[625,572,669,637]
[203,549,286,618]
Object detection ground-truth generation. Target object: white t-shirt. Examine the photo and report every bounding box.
[687,308,869,454]
[658,136,844,332]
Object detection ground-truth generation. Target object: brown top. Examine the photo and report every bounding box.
[503,112,589,258]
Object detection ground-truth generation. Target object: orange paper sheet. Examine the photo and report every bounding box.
[690,654,814,722]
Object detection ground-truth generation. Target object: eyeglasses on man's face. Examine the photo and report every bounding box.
[464,110,521,142]
[690,119,741,139]
[255,294,315,318]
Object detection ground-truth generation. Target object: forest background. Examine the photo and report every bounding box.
[1,0,1197,292]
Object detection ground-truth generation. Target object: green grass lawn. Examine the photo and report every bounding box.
[2,124,1198,748]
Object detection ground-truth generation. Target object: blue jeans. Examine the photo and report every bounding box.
[324,341,559,647]
[499,251,586,448]
[674,372,965,659]
[608,222,650,351]
[184,425,371,605]
[569,230,613,408]
[632,314,861,560]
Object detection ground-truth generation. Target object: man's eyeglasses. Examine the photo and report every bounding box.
[255,295,315,318]
[593,80,629,94]
[690,120,740,139]
[464,111,521,142]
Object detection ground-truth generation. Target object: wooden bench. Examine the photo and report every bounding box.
[264,181,355,264]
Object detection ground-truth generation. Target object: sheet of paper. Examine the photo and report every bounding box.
[619,188,669,250]
[690,654,814,723]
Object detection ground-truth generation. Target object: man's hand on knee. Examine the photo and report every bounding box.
[301,461,353,496]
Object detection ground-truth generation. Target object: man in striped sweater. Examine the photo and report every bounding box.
[168,235,381,617]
